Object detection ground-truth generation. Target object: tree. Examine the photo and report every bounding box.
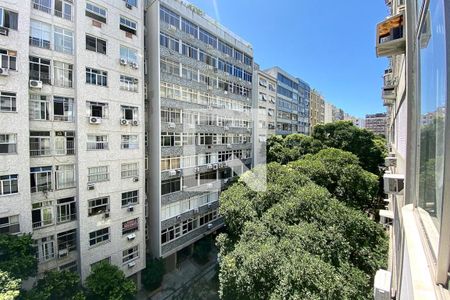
[19,271,84,300]
[0,271,20,300]
[85,262,136,300]
[141,256,165,292]
[0,234,37,280]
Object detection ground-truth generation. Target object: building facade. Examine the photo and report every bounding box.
[309,89,325,131]
[144,0,254,267]
[0,0,146,284]
[365,112,387,136]
[265,66,310,135]
[376,0,450,299]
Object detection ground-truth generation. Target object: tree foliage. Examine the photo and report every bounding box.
[267,134,323,165]
[0,271,20,300]
[0,234,37,280]
[218,163,388,299]
[19,271,84,300]
[85,262,136,300]
[141,256,165,292]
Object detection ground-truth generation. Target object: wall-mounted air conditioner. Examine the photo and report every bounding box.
[383,174,404,195]
[207,223,213,229]
[58,249,68,258]
[29,79,42,88]
[89,117,102,124]
[168,122,176,128]
[87,183,95,190]
[127,206,134,212]
[169,170,177,176]
[0,68,9,76]
[373,269,391,300]
[376,12,406,57]
[131,120,139,126]
[120,119,130,125]
[379,209,393,227]
[132,177,139,182]
[120,58,128,66]
[128,261,136,268]
[127,233,136,240]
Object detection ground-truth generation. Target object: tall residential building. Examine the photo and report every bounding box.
[0,0,146,284]
[324,101,334,123]
[365,112,387,136]
[144,0,254,268]
[375,0,450,298]
[309,89,325,131]
[265,67,310,135]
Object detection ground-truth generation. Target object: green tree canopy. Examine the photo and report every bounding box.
[267,134,323,164]
[85,261,136,300]
[0,271,20,300]
[0,234,37,280]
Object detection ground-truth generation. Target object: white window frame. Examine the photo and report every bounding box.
[120,45,138,64]
[30,19,51,49]
[29,94,50,121]
[122,245,139,263]
[89,227,110,247]
[87,166,109,183]
[29,131,51,156]
[0,134,16,154]
[87,135,108,150]
[121,190,138,207]
[121,135,138,149]
[54,26,73,54]
[120,75,138,92]
[86,67,107,86]
[0,174,18,195]
[54,61,73,88]
[85,2,107,23]
[88,197,109,216]
[119,16,137,35]
[55,164,75,190]
[121,162,138,178]
[30,166,52,193]
[0,215,19,234]
[0,91,16,112]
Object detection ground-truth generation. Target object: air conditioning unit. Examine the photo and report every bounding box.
[374,269,391,300]
[207,183,213,188]
[127,233,136,240]
[169,170,177,176]
[383,174,404,195]
[132,177,139,182]
[194,167,200,173]
[120,119,130,125]
[224,178,229,184]
[208,203,212,208]
[87,183,95,190]
[224,126,229,131]
[226,144,232,149]
[193,208,199,214]
[120,58,128,66]
[130,62,139,69]
[224,90,228,95]
[127,206,135,212]
[128,261,136,268]
[89,117,102,124]
[0,68,9,76]
[176,215,181,221]
[29,79,42,88]
[131,120,139,126]
[207,164,213,169]
[168,122,176,128]
[213,164,218,170]
[58,249,68,257]
[0,27,9,36]
[168,24,177,31]
[104,212,110,218]
[376,12,406,57]
[385,156,397,167]
[176,169,183,175]
[379,209,394,227]
[207,223,213,229]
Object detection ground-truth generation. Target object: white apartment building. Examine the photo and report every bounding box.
[144,0,254,268]
[0,0,146,285]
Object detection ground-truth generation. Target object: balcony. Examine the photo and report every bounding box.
[376,12,406,57]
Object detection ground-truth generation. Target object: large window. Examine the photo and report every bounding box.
[88,197,109,216]
[86,67,107,86]
[0,49,17,70]
[121,190,138,207]
[0,92,16,112]
[120,46,138,65]
[120,75,138,92]
[160,6,179,27]
[32,201,53,228]
[417,1,447,232]
[160,32,179,52]
[57,229,76,254]
[35,236,55,261]
[182,42,198,59]
[161,178,181,195]
[55,131,75,155]
[30,56,51,84]
[0,174,18,195]
[56,197,76,223]
[53,96,74,121]
[0,134,16,154]
[30,166,52,193]
[54,61,73,88]
[181,18,197,38]
[29,131,51,156]
[55,164,75,189]
[88,166,109,183]
[85,2,106,23]
[30,20,51,49]
[120,16,137,35]
[54,26,73,54]
[33,0,51,13]
[121,162,138,178]
[0,215,19,234]
[86,35,106,54]
[161,132,181,147]
[0,7,18,30]
[87,101,108,118]
[54,0,73,20]
[121,135,138,149]
[122,245,139,263]
[199,28,217,48]
[87,135,108,150]
[89,227,110,246]
[29,95,49,121]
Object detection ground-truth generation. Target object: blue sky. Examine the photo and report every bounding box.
[188,0,389,118]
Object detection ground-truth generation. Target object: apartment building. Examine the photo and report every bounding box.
[309,89,325,131]
[365,112,387,136]
[375,0,450,299]
[144,0,254,267]
[0,0,146,284]
[265,66,310,135]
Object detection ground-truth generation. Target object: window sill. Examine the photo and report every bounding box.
[89,240,111,250]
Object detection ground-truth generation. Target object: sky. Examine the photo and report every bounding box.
[188,0,390,118]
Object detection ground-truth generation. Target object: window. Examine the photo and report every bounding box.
[85,2,106,23]
[89,227,110,246]
[32,201,53,228]
[33,0,51,13]
[53,96,74,121]
[29,95,49,120]
[244,54,252,66]
[122,245,139,263]
[243,71,252,83]
[161,108,181,123]
[121,105,138,121]
[124,0,137,7]
[122,218,138,235]
[120,16,137,35]
[86,35,106,54]
[160,32,179,52]
[121,190,138,207]
[59,260,77,272]
[121,135,138,149]
[161,132,181,147]
[234,66,243,79]
[181,65,198,81]
[160,6,179,27]
[55,131,75,155]
[86,67,107,86]
[199,50,216,67]
[35,236,55,261]
[87,135,108,150]
[161,223,181,244]
[54,0,72,20]
[182,42,198,59]
[30,166,52,193]
[161,58,180,77]
[55,164,75,189]
[161,156,181,171]
[218,40,233,56]
[56,197,76,223]
[0,92,16,112]
[161,178,181,195]
[199,210,218,226]
[0,215,19,234]
[199,28,217,48]
[0,174,18,195]
[0,7,18,30]
[88,166,109,183]
[87,101,108,118]
[0,49,17,70]
[30,131,51,156]
[54,61,73,88]
[181,18,197,38]
[120,75,138,92]
[30,20,51,49]
[88,197,109,216]
[57,229,76,253]
[120,46,137,64]
[29,56,51,84]
[54,26,73,54]
[121,162,138,178]
[0,134,16,154]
